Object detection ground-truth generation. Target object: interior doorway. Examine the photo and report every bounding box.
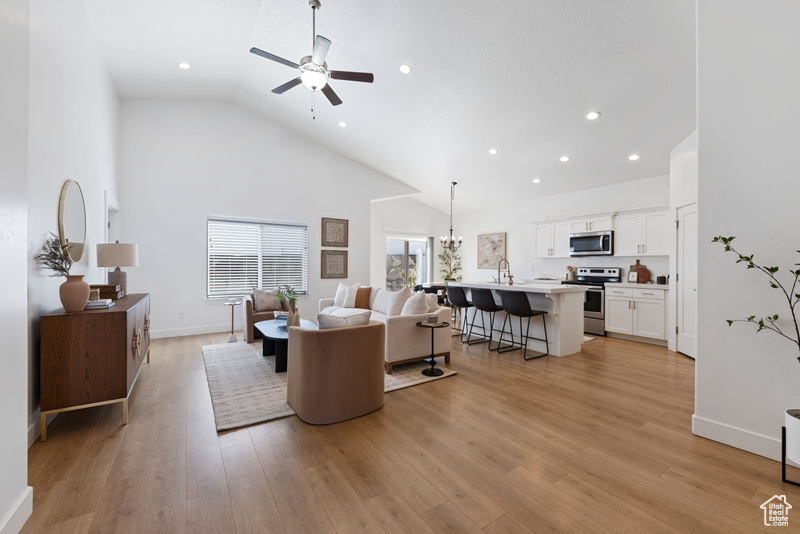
[676,203,697,358]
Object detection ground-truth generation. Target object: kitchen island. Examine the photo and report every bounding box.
[447,281,587,357]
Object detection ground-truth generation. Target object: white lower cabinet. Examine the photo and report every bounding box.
[604,286,666,341]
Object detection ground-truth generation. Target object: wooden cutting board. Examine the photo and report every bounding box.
[630,259,651,284]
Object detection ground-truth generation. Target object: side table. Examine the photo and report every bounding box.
[224,299,241,342]
[416,321,450,376]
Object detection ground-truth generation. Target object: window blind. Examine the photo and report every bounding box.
[207,217,308,298]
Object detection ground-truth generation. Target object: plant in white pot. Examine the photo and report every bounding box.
[713,236,800,478]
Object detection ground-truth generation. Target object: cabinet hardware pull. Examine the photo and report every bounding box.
[132,326,142,359]
[144,315,151,334]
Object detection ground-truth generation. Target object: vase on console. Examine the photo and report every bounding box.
[60,275,90,312]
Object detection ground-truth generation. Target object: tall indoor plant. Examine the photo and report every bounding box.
[713,235,800,465]
[34,232,90,312]
[438,247,462,282]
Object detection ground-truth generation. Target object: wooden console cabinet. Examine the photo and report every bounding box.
[40,293,151,441]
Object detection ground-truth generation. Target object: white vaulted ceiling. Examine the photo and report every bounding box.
[84,0,696,213]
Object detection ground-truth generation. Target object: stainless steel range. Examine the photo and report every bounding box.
[562,267,621,336]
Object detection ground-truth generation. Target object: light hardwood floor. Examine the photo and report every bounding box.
[22,332,800,533]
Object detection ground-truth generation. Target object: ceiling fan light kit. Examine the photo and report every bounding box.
[249,0,374,107]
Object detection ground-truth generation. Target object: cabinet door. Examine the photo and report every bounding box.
[551,222,571,257]
[533,224,553,257]
[570,220,591,233]
[632,298,666,339]
[642,211,671,256]
[588,216,613,232]
[613,214,642,256]
[604,296,633,334]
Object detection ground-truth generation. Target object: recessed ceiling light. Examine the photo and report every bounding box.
[178,62,191,70]
[628,154,640,161]
[560,156,570,162]
[532,178,541,184]
[399,64,412,74]
[338,121,347,128]
[488,148,498,155]
[586,111,601,120]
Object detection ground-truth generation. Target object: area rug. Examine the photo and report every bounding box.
[202,342,457,431]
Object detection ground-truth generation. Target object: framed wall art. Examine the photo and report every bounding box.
[321,250,348,278]
[321,217,348,247]
[477,232,507,269]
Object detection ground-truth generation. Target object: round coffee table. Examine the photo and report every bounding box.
[416,321,449,376]
[254,318,318,373]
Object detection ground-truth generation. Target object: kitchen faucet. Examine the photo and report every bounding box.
[497,258,510,284]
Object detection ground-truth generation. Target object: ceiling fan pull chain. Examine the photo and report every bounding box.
[312,90,316,120]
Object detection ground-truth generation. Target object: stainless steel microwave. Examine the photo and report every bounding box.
[569,230,613,256]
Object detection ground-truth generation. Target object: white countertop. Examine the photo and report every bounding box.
[605,282,669,290]
[447,281,587,294]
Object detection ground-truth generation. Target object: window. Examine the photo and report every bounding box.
[385,236,432,290]
[207,217,308,298]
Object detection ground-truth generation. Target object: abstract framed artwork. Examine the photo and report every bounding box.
[321,217,348,247]
[321,250,348,278]
[477,232,507,269]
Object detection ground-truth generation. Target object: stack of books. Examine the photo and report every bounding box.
[90,284,124,300]
[85,299,115,310]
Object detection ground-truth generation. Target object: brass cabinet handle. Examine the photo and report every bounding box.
[144,314,151,334]
[132,326,142,359]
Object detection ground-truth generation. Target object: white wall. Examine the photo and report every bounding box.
[0,1,34,531]
[370,197,449,288]
[454,175,671,283]
[26,0,119,443]
[694,0,800,459]
[117,99,417,337]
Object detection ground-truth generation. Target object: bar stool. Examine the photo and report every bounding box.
[467,288,503,348]
[446,285,473,343]
[497,290,549,360]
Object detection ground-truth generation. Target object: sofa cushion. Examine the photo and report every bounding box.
[387,286,413,316]
[318,309,371,329]
[401,292,430,315]
[425,293,439,313]
[371,288,391,315]
[333,282,360,307]
[253,288,283,312]
[354,287,372,309]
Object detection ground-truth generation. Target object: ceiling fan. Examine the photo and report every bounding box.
[249,0,374,107]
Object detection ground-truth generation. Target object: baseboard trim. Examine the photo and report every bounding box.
[151,325,234,339]
[692,413,788,463]
[28,411,57,449]
[0,486,33,534]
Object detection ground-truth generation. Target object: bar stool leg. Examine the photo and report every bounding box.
[523,314,549,361]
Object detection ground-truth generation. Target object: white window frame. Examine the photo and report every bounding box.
[207,216,308,298]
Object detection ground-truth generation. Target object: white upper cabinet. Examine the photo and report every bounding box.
[534,221,570,258]
[614,210,670,256]
[569,216,613,234]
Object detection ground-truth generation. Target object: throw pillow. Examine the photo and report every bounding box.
[371,288,391,315]
[425,293,439,313]
[387,286,413,316]
[317,309,371,329]
[354,287,371,309]
[343,284,360,308]
[253,288,283,312]
[401,292,429,315]
[333,282,360,307]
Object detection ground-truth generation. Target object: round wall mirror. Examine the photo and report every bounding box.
[58,180,86,262]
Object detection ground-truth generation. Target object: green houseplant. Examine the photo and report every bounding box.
[276,285,299,326]
[713,235,800,466]
[438,247,462,281]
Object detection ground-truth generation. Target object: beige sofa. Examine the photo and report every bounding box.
[287,321,385,425]
[319,286,451,374]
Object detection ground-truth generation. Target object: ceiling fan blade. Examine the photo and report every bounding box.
[272,78,302,94]
[250,47,299,69]
[311,35,331,65]
[329,70,374,83]
[320,84,343,106]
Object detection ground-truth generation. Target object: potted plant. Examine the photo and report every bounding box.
[34,232,90,312]
[712,236,800,464]
[276,285,299,326]
[438,248,462,282]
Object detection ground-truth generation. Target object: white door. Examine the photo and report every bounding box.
[632,299,666,339]
[605,296,633,335]
[676,204,698,358]
[551,222,571,257]
[534,224,552,257]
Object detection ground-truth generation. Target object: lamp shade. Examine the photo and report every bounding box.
[96,242,139,268]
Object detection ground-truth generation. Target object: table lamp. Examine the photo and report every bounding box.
[96,241,139,295]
